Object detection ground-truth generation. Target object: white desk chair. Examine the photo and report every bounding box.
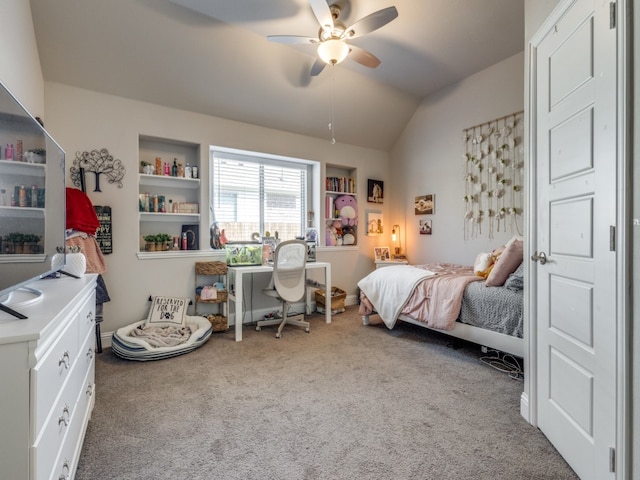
[256,239,309,338]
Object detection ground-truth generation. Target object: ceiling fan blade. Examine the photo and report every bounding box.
[309,0,334,31]
[342,6,398,39]
[348,45,381,68]
[310,58,326,76]
[268,35,318,45]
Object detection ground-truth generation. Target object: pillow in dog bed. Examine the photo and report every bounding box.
[146,296,190,327]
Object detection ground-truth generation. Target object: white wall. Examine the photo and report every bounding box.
[43,82,390,333]
[390,52,525,266]
[0,0,44,117]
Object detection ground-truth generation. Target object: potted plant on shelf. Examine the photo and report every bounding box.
[143,233,172,251]
[23,234,41,254]
[156,233,172,251]
[140,161,154,175]
[143,234,158,252]
[4,232,25,254]
[24,148,46,164]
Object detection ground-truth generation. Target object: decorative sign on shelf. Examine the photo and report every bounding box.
[94,206,112,254]
[462,111,524,241]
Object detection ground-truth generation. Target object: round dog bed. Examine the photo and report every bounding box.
[112,315,212,361]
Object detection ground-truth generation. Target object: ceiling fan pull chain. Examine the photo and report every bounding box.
[329,65,336,144]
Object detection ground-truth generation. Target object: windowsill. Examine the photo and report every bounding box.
[316,245,358,252]
[136,250,226,260]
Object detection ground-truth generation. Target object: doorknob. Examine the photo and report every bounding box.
[531,251,548,265]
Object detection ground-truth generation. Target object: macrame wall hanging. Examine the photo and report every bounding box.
[462,110,524,241]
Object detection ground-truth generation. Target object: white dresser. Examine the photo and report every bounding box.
[0,274,97,480]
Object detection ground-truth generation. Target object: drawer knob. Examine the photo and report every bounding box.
[86,311,94,323]
[58,350,70,369]
[86,383,94,397]
[86,348,94,360]
[58,404,70,427]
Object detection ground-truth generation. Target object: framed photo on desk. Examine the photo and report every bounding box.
[374,246,390,261]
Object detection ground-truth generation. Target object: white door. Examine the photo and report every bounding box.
[533,0,617,479]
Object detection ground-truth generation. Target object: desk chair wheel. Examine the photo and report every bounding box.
[305,328,310,333]
[256,326,261,331]
[275,333,281,338]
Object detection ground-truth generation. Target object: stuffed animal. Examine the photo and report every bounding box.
[325,220,343,246]
[334,195,358,227]
[341,225,356,245]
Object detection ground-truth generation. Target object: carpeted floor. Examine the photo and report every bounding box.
[76,306,578,480]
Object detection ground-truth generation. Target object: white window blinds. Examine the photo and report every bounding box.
[211,150,308,243]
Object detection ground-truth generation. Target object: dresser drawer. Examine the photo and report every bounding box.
[33,343,95,480]
[77,291,96,347]
[32,317,79,435]
[32,372,80,479]
[47,361,95,480]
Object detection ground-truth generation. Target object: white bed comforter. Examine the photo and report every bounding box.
[357,265,436,328]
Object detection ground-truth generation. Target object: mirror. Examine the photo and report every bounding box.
[0,81,66,313]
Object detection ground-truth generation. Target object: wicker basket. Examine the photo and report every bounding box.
[315,287,346,312]
[207,314,228,333]
[195,261,227,275]
[195,290,228,303]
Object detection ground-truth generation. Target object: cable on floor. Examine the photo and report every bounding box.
[479,348,524,381]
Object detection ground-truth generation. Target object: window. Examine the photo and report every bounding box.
[210,148,314,243]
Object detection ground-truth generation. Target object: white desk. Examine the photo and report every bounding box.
[228,261,331,341]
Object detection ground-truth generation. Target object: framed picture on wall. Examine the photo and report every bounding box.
[419,219,432,235]
[366,211,383,236]
[374,246,390,261]
[414,194,435,215]
[367,179,384,203]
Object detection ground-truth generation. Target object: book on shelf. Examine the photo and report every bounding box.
[326,176,356,194]
[325,196,334,219]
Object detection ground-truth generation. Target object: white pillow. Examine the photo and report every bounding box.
[146,296,189,327]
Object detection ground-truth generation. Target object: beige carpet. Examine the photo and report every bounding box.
[76,306,578,480]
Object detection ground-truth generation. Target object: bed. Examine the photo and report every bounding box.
[357,252,524,357]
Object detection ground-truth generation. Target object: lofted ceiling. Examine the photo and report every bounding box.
[29,0,524,151]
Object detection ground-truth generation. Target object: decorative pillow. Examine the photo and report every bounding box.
[473,252,494,278]
[146,296,189,327]
[505,235,524,248]
[486,239,523,287]
[504,262,525,291]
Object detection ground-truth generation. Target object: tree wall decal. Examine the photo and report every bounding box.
[70,148,125,192]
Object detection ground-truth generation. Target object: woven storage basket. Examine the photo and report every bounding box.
[315,287,346,311]
[195,290,228,303]
[195,261,227,275]
[207,314,228,332]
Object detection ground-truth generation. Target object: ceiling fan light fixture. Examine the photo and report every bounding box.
[317,38,349,65]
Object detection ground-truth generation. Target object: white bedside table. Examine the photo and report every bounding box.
[375,258,409,269]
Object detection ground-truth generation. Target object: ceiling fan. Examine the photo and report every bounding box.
[268,0,398,76]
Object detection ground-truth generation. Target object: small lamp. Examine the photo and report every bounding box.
[392,224,401,256]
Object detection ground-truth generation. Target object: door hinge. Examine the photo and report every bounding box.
[609,225,616,251]
[609,2,616,29]
[609,447,616,472]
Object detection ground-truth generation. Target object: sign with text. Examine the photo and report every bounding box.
[94,205,112,254]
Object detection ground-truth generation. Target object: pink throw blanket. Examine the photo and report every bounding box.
[359,264,482,330]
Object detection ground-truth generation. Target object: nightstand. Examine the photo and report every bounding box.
[375,259,409,269]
